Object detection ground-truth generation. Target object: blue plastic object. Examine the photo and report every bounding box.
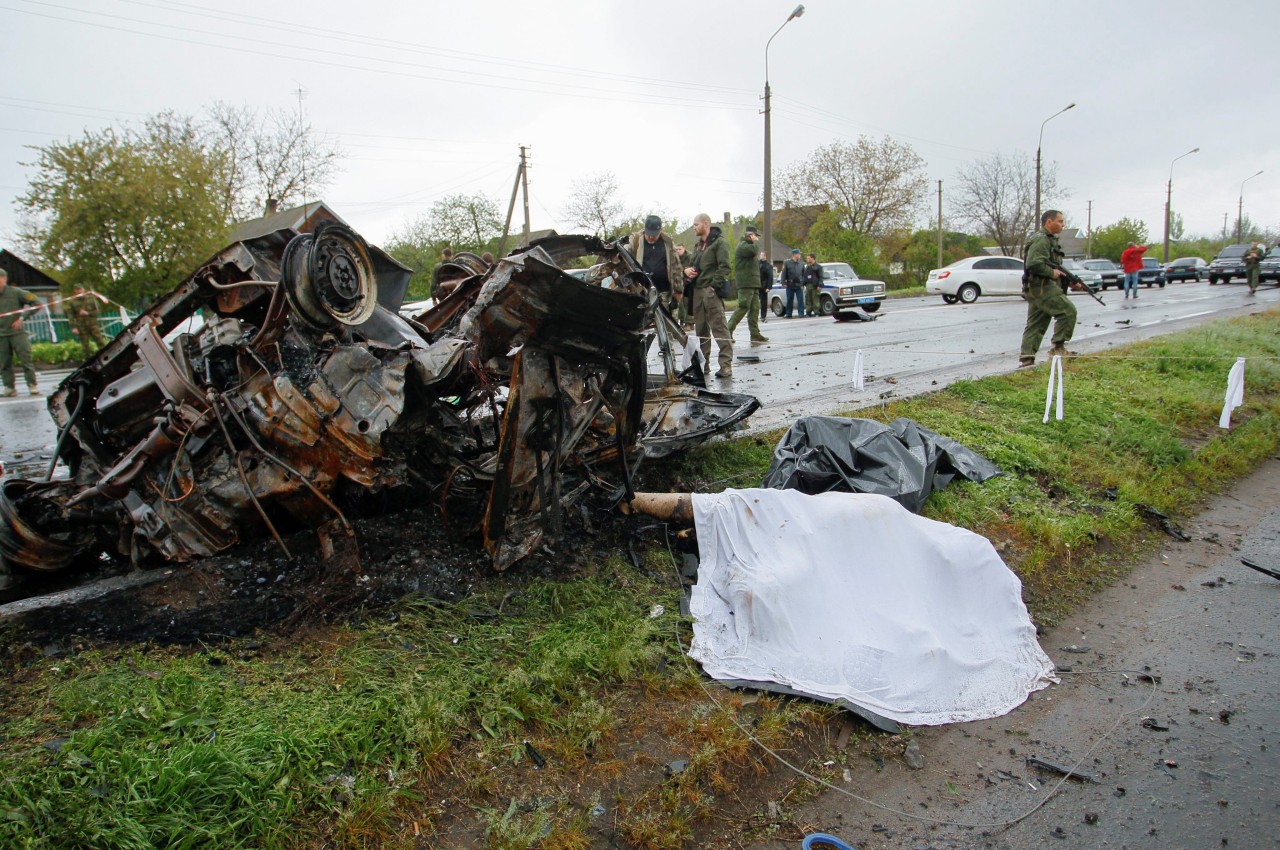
[801,833,857,850]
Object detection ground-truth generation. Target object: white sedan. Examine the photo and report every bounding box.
[926,256,1025,303]
[927,256,1101,304]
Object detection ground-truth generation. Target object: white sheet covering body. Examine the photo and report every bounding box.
[689,489,1055,725]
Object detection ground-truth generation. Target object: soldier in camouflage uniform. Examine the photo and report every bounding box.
[0,268,42,397]
[1019,209,1083,367]
[68,285,107,359]
[1243,241,1263,295]
[685,213,734,378]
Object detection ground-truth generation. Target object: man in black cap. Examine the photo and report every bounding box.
[728,226,768,344]
[781,247,806,317]
[627,215,684,314]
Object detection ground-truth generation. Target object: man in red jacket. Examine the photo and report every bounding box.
[1120,242,1147,300]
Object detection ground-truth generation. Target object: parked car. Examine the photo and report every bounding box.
[927,256,1104,304]
[1061,259,1103,293]
[768,262,886,318]
[1207,244,1250,285]
[1079,258,1124,290]
[1137,257,1166,288]
[1261,247,1280,284]
[1163,257,1208,282]
[926,256,1024,303]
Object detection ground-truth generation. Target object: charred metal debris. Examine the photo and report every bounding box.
[1,225,757,597]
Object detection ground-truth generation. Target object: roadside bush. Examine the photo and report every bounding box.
[30,340,84,367]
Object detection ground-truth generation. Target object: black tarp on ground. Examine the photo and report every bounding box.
[760,416,1002,513]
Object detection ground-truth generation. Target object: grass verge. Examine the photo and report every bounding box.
[1,310,1277,849]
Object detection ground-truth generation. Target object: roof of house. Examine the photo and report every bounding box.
[227,201,347,244]
[0,249,62,293]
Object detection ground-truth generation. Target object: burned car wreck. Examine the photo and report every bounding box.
[0,223,757,600]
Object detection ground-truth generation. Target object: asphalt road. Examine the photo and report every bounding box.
[2,279,1275,478]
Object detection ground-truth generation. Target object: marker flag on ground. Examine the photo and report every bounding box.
[1219,357,1246,429]
[1042,355,1064,423]
[852,349,865,390]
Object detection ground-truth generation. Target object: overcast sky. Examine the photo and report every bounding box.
[3,0,1276,258]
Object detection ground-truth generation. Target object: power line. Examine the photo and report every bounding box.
[8,1,757,111]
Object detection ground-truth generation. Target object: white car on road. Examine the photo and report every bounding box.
[927,256,1024,303]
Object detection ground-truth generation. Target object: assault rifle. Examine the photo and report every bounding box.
[1047,261,1106,306]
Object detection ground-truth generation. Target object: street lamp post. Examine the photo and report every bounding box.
[1163,147,1199,262]
[1236,170,1264,243]
[1035,102,1075,227]
[763,4,805,265]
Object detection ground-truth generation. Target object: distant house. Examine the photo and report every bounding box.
[982,227,1088,260]
[0,250,62,303]
[227,200,347,244]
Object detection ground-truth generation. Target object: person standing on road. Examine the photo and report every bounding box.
[727,226,768,345]
[782,248,805,318]
[1120,241,1146,299]
[675,243,694,328]
[627,215,685,316]
[0,268,42,397]
[803,253,823,317]
[1244,240,1264,295]
[758,251,773,323]
[686,213,734,378]
[67,285,107,359]
[1019,209,1084,368]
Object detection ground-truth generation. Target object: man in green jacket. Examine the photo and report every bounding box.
[1244,240,1264,295]
[685,213,734,379]
[0,268,42,396]
[68,285,107,359]
[1019,209,1084,367]
[727,226,768,345]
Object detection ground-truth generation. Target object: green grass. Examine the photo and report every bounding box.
[2,310,1278,849]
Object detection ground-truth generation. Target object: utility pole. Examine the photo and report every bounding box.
[936,180,943,269]
[1222,212,1229,247]
[498,145,531,256]
[762,5,805,268]
[1086,201,1093,257]
[520,145,531,244]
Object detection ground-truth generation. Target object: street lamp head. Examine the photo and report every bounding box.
[1065,102,1076,110]
[788,4,805,20]
[1190,147,1200,154]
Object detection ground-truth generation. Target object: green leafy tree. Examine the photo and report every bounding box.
[429,193,504,253]
[901,228,986,283]
[775,136,928,238]
[1090,218,1149,263]
[18,113,231,306]
[382,215,440,300]
[803,209,882,276]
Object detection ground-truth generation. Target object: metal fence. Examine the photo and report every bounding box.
[24,305,137,345]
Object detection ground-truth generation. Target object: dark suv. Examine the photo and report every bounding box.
[1261,247,1280,284]
[1207,244,1250,285]
[1136,257,1165,288]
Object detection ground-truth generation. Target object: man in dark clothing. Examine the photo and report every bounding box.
[627,215,684,314]
[727,226,767,344]
[685,212,734,378]
[758,251,773,323]
[1020,209,1084,367]
[782,248,806,318]
[803,253,823,316]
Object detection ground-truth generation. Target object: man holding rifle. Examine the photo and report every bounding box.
[1019,209,1085,368]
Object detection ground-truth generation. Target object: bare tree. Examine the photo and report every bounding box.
[774,136,928,237]
[207,102,343,220]
[951,152,1064,256]
[562,171,627,236]
[428,193,503,251]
